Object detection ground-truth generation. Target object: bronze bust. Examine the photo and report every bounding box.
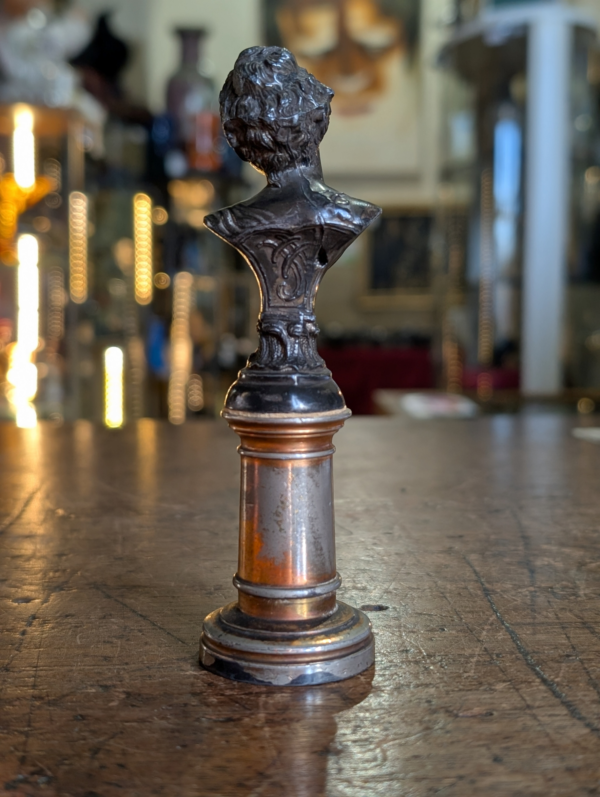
[201,46,380,686]
[205,46,381,413]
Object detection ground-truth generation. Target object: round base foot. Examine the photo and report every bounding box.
[200,601,374,686]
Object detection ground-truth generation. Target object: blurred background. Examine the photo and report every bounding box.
[0,0,599,428]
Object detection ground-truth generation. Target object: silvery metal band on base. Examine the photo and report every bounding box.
[233,572,342,600]
[201,601,374,686]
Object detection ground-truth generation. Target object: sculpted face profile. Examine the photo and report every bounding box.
[204,46,381,414]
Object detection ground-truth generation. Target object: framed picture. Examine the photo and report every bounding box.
[263,0,422,178]
[360,209,434,310]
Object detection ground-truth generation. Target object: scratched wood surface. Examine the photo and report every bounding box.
[1,415,600,796]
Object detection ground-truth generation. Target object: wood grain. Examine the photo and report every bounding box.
[0,415,599,796]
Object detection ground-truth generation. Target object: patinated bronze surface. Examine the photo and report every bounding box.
[202,46,381,684]
[1,416,600,795]
[204,46,380,414]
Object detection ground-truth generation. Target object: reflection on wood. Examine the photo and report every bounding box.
[1,416,600,793]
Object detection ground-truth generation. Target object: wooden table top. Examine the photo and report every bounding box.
[1,415,599,796]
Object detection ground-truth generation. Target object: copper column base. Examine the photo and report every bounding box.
[200,408,374,686]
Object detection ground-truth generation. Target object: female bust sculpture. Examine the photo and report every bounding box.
[205,46,381,414]
[200,46,379,687]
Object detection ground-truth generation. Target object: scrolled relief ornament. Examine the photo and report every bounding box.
[201,46,381,686]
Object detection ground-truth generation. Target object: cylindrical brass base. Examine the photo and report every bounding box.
[201,601,374,686]
[200,409,375,686]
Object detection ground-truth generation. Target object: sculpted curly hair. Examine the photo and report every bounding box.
[220,46,334,176]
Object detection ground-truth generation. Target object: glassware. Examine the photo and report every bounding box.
[166,28,221,173]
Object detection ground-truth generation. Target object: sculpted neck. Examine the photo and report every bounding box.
[266,151,324,188]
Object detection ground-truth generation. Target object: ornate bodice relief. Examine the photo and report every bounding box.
[205,189,380,376]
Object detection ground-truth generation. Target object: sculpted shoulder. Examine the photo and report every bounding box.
[204,181,381,244]
[204,203,277,243]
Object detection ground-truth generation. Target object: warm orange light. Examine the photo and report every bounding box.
[104,347,124,428]
[168,272,194,425]
[0,175,51,266]
[69,192,88,303]
[154,272,171,289]
[168,179,215,225]
[13,105,35,190]
[134,193,153,305]
[7,235,39,427]
[187,208,209,228]
[16,235,39,354]
[113,238,134,273]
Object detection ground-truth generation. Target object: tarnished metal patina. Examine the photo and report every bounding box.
[201,46,381,685]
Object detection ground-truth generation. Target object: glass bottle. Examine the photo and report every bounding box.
[166,28,222,173]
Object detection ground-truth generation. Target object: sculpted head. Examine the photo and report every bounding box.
[220,46,334,176]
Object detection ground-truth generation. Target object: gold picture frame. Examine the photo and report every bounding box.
[263,0,423,179]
